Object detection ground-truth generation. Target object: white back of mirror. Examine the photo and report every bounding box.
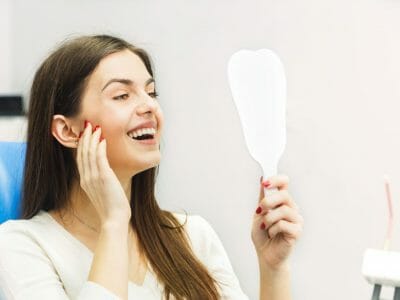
[227,49,287,180]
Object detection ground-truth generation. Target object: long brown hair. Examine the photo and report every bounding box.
[22,35,220,300]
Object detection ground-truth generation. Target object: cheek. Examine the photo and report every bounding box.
[155,106,165,131]
[101,121,124,139]
[95,109,128,138]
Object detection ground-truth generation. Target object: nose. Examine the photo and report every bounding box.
[135,93,158,116]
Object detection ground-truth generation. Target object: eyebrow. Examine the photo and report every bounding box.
[101,77,155,92]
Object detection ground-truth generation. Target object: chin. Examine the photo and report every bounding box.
[124,153,162,176]
[140,157,161,171]
[111,144,161,166]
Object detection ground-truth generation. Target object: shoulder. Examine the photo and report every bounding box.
[171,212,220,258]
[171,212,215,238]
[0,211,53,251]
[0,211,50,233]
[171,212,249,299]
[0,212,57,285]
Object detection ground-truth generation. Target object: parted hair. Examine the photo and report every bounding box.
[22,34,221,300]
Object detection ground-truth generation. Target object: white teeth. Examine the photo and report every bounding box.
[128,127,156,139]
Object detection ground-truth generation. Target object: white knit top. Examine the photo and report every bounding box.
[0,211,249,299]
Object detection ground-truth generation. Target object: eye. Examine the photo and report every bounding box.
[148,91,159,99]
[113,93,129,101]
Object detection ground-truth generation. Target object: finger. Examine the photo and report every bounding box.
[261,205,302,230]
[89,125,101,177]
[97,136,112,175]
[88,125,102,201]
[267,219,302,240]
[258,190,295,211]
[76,131,84,180]
[80,121,93,187]
[262,174,290,191]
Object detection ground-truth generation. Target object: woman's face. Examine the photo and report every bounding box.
[77,49,163,178]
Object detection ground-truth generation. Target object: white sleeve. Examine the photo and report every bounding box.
[0,228,121,300]
[195,216,250,300]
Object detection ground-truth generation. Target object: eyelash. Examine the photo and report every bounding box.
[113,92,159,101]
[148,92,159,98]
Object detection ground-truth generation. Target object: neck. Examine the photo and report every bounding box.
[62,175,133,233]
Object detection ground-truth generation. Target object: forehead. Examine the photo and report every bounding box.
[88,49,152,88]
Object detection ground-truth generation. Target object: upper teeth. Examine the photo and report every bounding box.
[128,127,156,138]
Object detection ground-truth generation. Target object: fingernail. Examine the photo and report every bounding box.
[260,176,263,183]
[78,131,83,138]
[256,206,262,214]
[84,120,89,128]
[262,180,271,188]
[94,125,100,132]
[260,222,266,230]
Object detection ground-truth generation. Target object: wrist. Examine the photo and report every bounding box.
[101,219,130,232]
[258,257,291,274]
[258,260,292,300]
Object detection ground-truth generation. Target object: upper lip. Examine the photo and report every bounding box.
[128,121,157,133]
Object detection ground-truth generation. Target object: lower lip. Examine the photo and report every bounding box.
[132,137,157,145]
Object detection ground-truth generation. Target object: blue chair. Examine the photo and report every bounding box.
[0,142,26,223]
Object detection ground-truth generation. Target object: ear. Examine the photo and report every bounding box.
[51,114,80,148]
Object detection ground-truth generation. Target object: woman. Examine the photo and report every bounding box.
[0,35,303,300]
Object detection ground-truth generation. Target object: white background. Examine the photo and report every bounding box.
[2,0,400,299]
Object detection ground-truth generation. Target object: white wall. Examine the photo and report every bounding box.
[0,0,12,93]
[0,0,26,142]
[5,0,400,299]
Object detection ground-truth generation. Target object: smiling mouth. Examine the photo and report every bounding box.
[130,134,154,140]
[127,128,156,141]
[127,134,157,146]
